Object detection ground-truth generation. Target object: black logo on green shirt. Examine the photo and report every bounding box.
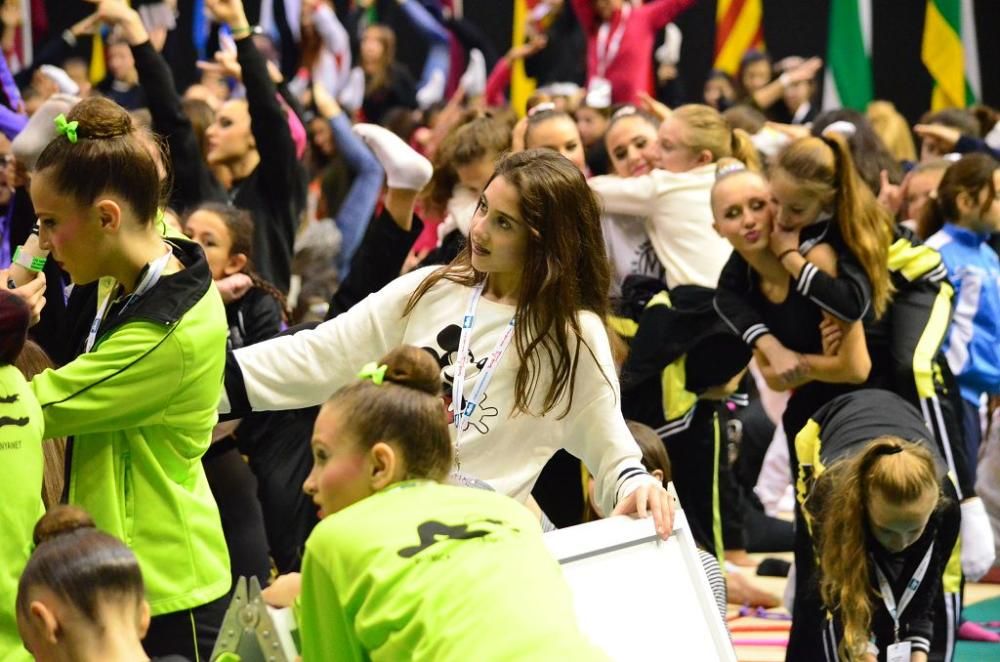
[398,520,502,558]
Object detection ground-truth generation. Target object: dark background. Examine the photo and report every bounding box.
[41,0,999,124]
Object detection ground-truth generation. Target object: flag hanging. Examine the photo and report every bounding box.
[713,0,764,76]
[823,0,873,111]
[922,0,979,110]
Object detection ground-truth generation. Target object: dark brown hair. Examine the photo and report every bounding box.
[34,96,162,224]
[17,505,145,623]
[186,203,290,320]
[406,149,612,418]
[327,346,452,480]
[918,153,998,239]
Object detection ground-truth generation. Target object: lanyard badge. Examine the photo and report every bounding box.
[85,245,173,353]
[451,283,516,434]
[873,541,935,648]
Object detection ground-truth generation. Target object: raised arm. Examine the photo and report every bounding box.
[310,1,352,94]
[588,172,659,217]
[635,0,697,32]
[110,3,226,210]
[220,268,432,416]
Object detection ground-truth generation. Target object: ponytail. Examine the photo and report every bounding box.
[919,153,999,240]
[811,437,940,661]
[730,128,761,172]
[825,132,894,317]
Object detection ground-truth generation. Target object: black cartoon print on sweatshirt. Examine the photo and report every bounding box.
[421,324,500,435]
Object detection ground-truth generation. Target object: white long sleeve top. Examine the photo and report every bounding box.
[589,164,732,289]
[220,267,655,514]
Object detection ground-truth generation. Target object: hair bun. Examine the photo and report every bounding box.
[66,97,134,141]
[33,505,97,546]
[378,346,442,397]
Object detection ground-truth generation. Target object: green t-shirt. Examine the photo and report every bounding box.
[0,365,44,662]
[298,481,608,662]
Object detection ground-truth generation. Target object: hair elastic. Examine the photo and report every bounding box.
[821,120,857,140]
[877,444,904,456]
[54,114,78,144]
[357,362,388,385]
[527,102,556,118]
[715,160,748,179]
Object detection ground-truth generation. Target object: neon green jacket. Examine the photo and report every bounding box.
[30,239,231,616]
[0,365,44,662]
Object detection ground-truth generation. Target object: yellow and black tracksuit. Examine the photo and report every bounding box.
[620,285,752,564]
[790,389,962,662]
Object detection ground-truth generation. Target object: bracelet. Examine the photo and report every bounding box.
[230,24,254,37]
[777,248,799,261]
[12,246,47,273]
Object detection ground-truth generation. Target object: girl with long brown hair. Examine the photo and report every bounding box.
[221,149,674,535]
[791,389,961,662]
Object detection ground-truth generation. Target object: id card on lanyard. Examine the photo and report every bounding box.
[873,541,934,662]
[451,282,516,434]
[84,245,173,353]
[590,1,631,96]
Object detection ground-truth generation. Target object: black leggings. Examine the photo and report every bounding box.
[661,401,745,563]
[144,593,229,661]
[202,443,271,586]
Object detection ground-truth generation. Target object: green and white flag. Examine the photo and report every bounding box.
[823,0,873,111]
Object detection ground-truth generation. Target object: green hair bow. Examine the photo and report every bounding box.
[357,362,388,385]
[54,114,79,144]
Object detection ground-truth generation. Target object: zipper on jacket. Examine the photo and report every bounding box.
[121,449,135,545]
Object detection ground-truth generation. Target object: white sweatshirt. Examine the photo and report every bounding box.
[221,267,655,514]
[589,164,732,289]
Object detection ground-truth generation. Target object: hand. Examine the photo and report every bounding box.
[769,221,801,257]
[785,56,822,85]
[1,0,22,28]
[611,482,674,540]
[959,498,995,581]
[197,49,242,81]
[637,91,671,122]
[204,0,249,29]
[511,117,528,153]
[69,12,102,38]
[508,34,547,60]
[401,247,430,274]
[312,82,341,119]
[914,123,961,153]
[760,339,809,388]
[876,169,903,215]
[819,314,843,356]
[0,268,46,326]
[214,273,253,303]
[765,121,810,141]
[85,0,148,45]
[261,572,302,608]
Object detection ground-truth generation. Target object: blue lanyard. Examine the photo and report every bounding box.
[451,283,516,433]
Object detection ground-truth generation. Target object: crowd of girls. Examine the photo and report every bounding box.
[0,1,998,661]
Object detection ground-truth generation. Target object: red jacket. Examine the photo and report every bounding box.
[572,0,696,104]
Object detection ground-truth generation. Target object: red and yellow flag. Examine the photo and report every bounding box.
[713,0,765,76]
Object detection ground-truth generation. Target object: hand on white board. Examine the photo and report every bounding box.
[612,483,675,540]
